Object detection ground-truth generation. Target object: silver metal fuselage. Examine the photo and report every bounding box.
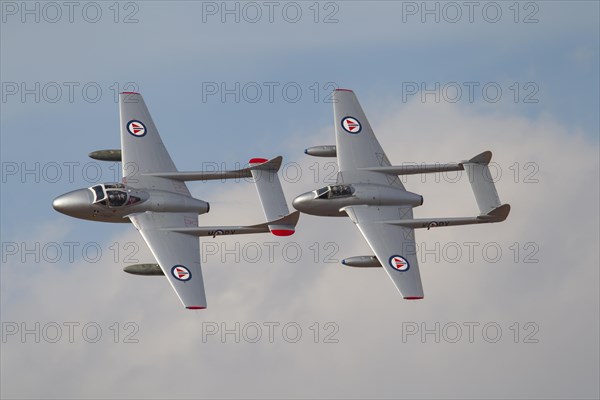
[52,184,209,223]
[292,183,423,217]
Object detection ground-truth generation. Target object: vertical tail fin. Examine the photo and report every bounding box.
[249,157,295,236]
[462,151,502,215]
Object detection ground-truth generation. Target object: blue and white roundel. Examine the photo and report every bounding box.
[127,120,146,137]
[171,265,191,281]
[341,116,361,134]
[389,255,410,272]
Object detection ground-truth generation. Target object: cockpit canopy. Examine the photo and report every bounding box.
[89,183,142,208]
[314,184,355,199]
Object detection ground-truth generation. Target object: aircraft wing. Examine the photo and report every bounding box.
[129,211,207,309]
[333,89,404,188]
[344,205,424,299]
[119,92,190,195]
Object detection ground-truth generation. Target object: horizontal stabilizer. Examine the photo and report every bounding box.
[249,158,294,236]
[462,151,502,214]
[386,204,510,229]
[168,211,300,237]
[144,156,282,181]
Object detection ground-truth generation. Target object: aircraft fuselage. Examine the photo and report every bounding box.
[292,183,423,217]
[52,183,209,223]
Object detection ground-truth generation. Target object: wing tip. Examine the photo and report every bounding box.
[335,88,354,92]
[404,296,424,300]
[186,306,207,310]
[121,91,140,95]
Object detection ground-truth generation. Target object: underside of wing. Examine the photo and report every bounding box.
[128,212,207,309]
[119,92,190,194]
[344,205,424,299]
[333,89,404,189]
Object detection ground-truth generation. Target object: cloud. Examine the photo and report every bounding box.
[1,97,598,399]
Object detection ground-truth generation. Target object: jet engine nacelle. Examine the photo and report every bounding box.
[356,185,424,208]
[146,191,210,215]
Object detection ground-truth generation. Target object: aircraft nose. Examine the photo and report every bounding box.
[52,189,93,215]
[292,192,313,212]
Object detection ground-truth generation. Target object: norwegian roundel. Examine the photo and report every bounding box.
[341,116,362,134]
[127,120,147,137]
[389,255,410,272]
[171,265,192,281]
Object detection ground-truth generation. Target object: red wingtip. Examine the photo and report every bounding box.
[271,229,295,237]
[335,88,353,92]
[186,306,207,310]
[249,157,268,164]
[121,91,140,95]
[404,296,424,300]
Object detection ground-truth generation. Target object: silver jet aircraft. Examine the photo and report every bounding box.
[53,92,299,309]
[293,89,510,299]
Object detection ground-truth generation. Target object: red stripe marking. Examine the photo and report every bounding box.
[121,91,140,95]
[249,157,268,164]
[335,88,353,92]
[186,306,206,310]
[271,229,294,237]
[347,122,358,131]
[404,297,424,300]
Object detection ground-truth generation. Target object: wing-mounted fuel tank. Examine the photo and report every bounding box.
[123,263,164,276]
[304,145,337,157]
[341,256,381,268]
[89,149,122,162]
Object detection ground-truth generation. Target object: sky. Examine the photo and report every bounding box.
[1,1,599,399]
